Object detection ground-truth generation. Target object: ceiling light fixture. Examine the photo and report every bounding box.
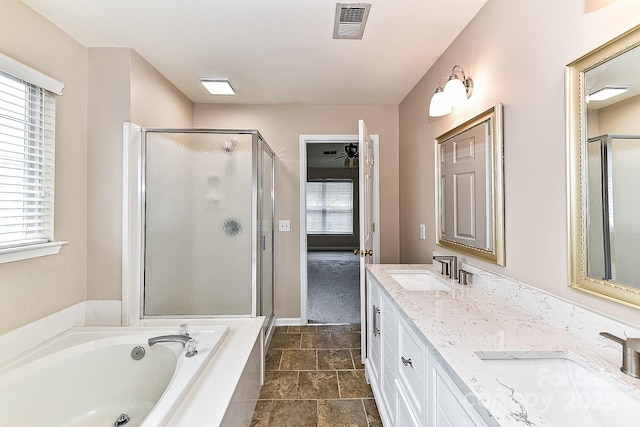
[586,85,630,102]
[200,78,235,95]
[428,65,473,117]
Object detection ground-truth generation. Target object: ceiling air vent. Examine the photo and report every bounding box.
[333,3,371,40]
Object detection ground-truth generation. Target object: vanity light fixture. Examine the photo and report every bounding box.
[428,65,473,117]
[200,78,235,95]
[586,85,629,102]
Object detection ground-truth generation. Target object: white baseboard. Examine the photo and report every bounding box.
[274,318,302,327]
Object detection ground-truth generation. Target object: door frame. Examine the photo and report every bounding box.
[298,134,380,324]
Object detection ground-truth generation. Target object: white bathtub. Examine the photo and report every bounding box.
[0,325,228,427]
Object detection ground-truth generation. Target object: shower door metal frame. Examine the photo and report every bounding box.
[259,137,276,336]
[139,128,273,319]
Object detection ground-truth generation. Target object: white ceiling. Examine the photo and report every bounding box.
[585,44,640,109]
[21,0,488,105]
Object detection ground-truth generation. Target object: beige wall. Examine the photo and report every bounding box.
[0,0,88,334]
[596,93,640,135]
[86,48,194,300]
[194,104,400,318]
[399,0,640,327]
[130,51,194,128]
[86,48,132,301]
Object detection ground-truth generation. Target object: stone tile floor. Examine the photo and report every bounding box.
[250,325,382,427]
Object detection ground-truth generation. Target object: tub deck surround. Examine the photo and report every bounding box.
[143,318,265,427]
[366,264,640,427]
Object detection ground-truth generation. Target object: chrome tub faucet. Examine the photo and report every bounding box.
[148,335,198,358]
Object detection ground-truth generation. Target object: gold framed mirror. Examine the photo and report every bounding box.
[567,25,640,309]
[435,104,505,266]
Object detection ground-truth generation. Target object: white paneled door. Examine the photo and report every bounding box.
[358,119,375,353]
[439,122,490,250]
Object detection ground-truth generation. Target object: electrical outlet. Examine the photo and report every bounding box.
[420,224,426,240]
[279,220,291,232]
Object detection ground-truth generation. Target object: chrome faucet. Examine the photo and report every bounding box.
[458,269,472,286]
[599,332,640,378]
[148,335,198,358]
[433,255,458,280]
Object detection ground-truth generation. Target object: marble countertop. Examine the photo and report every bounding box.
[366,264,640,427]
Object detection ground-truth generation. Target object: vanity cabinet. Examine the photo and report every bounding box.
[365,273,489,427]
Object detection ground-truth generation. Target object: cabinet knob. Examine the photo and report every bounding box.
[401,356,413,367]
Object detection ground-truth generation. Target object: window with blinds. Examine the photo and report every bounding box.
[306,180,354,235]
[0,69,56,250]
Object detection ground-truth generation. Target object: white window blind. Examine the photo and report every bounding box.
[0,69,56,250]
[306,180,354,235]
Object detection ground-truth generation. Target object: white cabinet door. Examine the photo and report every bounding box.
[397,316,427,426]
[430,352,489,427]
[380,290,396,423]
[367,277,382,386]
[396,380,421,427]
[365,275,394,426]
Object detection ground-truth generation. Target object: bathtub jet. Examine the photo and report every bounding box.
[148,335,198,358]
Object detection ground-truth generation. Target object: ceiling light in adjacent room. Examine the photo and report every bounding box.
[200,78,235,95]
[586,85,629,102]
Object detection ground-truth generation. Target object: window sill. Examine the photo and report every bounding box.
[0,241,68,264]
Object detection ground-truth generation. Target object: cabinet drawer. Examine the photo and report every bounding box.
[397,316,426,419]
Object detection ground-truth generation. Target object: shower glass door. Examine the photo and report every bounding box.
[143,130,254,316]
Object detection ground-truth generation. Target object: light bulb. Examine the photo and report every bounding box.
[429,89,452,117]
[444,77,467,106]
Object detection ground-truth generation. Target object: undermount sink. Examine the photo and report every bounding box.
[477,352,640,427]
[387,270,452,291]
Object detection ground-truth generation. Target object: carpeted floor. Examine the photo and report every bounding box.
[307,252,360,324]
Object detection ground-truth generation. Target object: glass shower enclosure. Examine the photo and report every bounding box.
[587,134,640,287]
[141,129,274,326]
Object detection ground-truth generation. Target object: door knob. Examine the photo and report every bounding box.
[354,249,374,257]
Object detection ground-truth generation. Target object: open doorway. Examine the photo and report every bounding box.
[306,142,360,323]
[299,131,380,326]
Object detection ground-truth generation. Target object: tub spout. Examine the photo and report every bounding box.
[148,335,198,358]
